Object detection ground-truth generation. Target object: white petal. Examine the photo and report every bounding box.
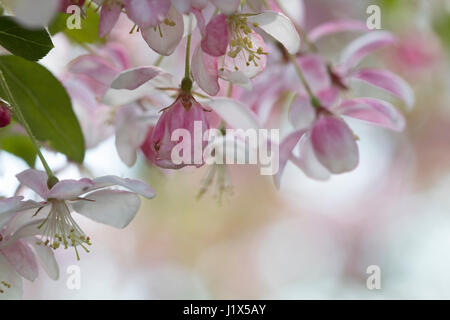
[28,239,59,280]
[16,169,49,199]
[90,176,156,199]
[141,6,184,56]
[73,190,141,229]
[210,0,240,15]
[0,255,22,299]
[46,179,94,200]
[207,98,260,130]
[114,104,151,167]
[3,0,58,28]
[247,11,300,54]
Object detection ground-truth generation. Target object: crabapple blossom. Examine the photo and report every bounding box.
[151,93,210,169]
[5,169,155,261]
[0,197,59,299]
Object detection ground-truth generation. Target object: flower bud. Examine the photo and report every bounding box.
[0,102,11,128]
[151,94,210,169]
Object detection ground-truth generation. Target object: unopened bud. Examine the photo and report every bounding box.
[0,102,11,128]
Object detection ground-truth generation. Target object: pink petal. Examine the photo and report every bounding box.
[16,169,49,199]
[288,95,315,130]
[291,134,330,181]
[201,14,229,57]
[68,55,120,90]
[98,1,122,37]
[335,98,406,132]
[308,20,369,42]
[351,68,415,109]
[110,66,164,90]
[141,6,184,56]
[46,178,94,200]
[192,45,220,96]
[340,31,396,73]
[124,0,171,28]
[297,54,330,93]
[0,240,38,282]
[192,8,206,37]
[274,129,307,189]
[311,114,359,174]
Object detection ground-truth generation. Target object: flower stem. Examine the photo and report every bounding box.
[289,54,321,108]
[185,34,192,79]
[0,68,56,182]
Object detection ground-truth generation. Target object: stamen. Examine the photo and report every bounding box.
[36,200,91,261]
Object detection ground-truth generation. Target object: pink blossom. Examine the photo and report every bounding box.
[151,93,210,169]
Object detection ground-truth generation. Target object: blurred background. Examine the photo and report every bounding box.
[2,0,450,299]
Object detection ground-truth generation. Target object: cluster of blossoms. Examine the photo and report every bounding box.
[0,0,414,298]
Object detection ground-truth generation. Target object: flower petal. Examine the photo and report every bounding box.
[335,98,406,131]
[207,98,260,130]
[141,6,184,56]
[115,104,151,167]
[98,0,122,37]
[274,129,307,189]
[340,31,396,73]
[16,169,49,199]
[201,14,229,57]
[0,255,22,299]
[247,11,300,54]
[0,197,42,230]
[311,114,359,174]
[297,54,330,93]
[288,95,315,130]
[46,179,94,200]
[73,190,140,229]
[351,68,415,109]
[4,0,59,28]
[192,45,220,96]
[291,134,331,181]
[0,240,38,282]
[110,66,165,90]
[28,239,59,280]
[308,19,368,42]
[90,176,156,199]
[124,0,170,28]
[210,0,240,15]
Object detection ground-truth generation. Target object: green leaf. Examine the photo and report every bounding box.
[0,16,54,61]
[0,131,36,167]
[0,55,85,163]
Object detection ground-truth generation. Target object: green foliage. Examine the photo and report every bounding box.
[0,130,36,167]
[0,16,54,61]
[0,55,85,163]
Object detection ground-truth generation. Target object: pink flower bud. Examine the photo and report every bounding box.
[0,102,11,128]
[151,94,210,169]
[58,0,86,12]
